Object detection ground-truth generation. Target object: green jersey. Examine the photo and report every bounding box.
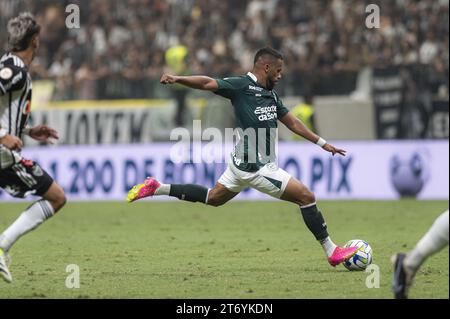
[214,72,290,172]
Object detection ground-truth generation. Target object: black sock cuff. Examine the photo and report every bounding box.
[300,203,319,216]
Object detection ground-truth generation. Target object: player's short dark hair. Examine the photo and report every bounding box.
[7,12,41,52]
[254,47,283,65]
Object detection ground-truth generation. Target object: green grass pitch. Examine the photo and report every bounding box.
[0,200,448,298]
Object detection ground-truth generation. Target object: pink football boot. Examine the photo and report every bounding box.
[127,177,161,203]
[328,246,359,267]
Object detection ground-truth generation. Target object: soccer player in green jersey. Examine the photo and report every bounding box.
[127,47,358,267]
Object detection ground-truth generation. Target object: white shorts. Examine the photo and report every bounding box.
[218,161,292,199]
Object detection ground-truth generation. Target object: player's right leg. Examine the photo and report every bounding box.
[391,209,449,299]
[246,164,357,267]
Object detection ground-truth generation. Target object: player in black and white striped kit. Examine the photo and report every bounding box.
[0,13,66,283]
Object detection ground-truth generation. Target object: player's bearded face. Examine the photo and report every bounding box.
[266,60,283,90]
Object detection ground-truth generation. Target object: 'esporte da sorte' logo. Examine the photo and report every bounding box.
[254,105,277,121]
[390,150,430,198]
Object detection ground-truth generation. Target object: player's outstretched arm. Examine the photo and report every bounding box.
[27,125,59,144]
[279,112,346,156]
[160,74,218,91]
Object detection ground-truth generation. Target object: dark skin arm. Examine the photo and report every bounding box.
[279,112,346,156]
[161,73,345,156]
[160,74,218,91]
[0,124,58,150]
[29,125,59,144]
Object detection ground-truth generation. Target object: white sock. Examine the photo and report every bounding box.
[405,210,449,271]
[320,236,337,257]
[0,200,55,252]
[154,184,171,196]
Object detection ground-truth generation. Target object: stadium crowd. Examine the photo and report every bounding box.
[0,0,448,100]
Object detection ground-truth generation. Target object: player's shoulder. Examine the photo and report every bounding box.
[1,53,26,70]
[0,54,28,94]
[220,75,251,88]
[0,54,27,81]
[222,75,248,80]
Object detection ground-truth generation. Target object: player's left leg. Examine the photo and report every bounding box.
[127,178,239,206]
[249,164,357,267]
[0,160,66,283]
[127,162,245,206]
[154,180,239,206]
[391,209,449,299]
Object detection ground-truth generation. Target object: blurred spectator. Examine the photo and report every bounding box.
[165,44,190,126]
[0,0,448,100]
[291,94,317,140]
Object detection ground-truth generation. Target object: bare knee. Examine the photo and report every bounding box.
[205,183,237,207]
[56,192,67,211]
[43,183,67,212]
[282,178,317,207]
[298,190,316,206]
[50,191,66,212]
[207,194,226,207]
[206,190,228,207]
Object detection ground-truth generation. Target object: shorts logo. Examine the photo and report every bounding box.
[266,163,278,171]
[32,165,44,177]
[21,159,34,168]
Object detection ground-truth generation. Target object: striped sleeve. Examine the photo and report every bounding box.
[0,64,27,96]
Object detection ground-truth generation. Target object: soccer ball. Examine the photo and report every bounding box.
[343,239,373,271]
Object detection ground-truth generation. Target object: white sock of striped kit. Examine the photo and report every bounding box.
[0,200,55,252]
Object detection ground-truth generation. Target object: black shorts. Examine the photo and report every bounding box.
[0,159,54,199]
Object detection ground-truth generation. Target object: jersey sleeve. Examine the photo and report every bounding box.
[0,64,27,96]
[213,76,246,100]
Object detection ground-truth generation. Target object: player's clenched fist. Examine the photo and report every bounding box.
[160,74,178,85]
